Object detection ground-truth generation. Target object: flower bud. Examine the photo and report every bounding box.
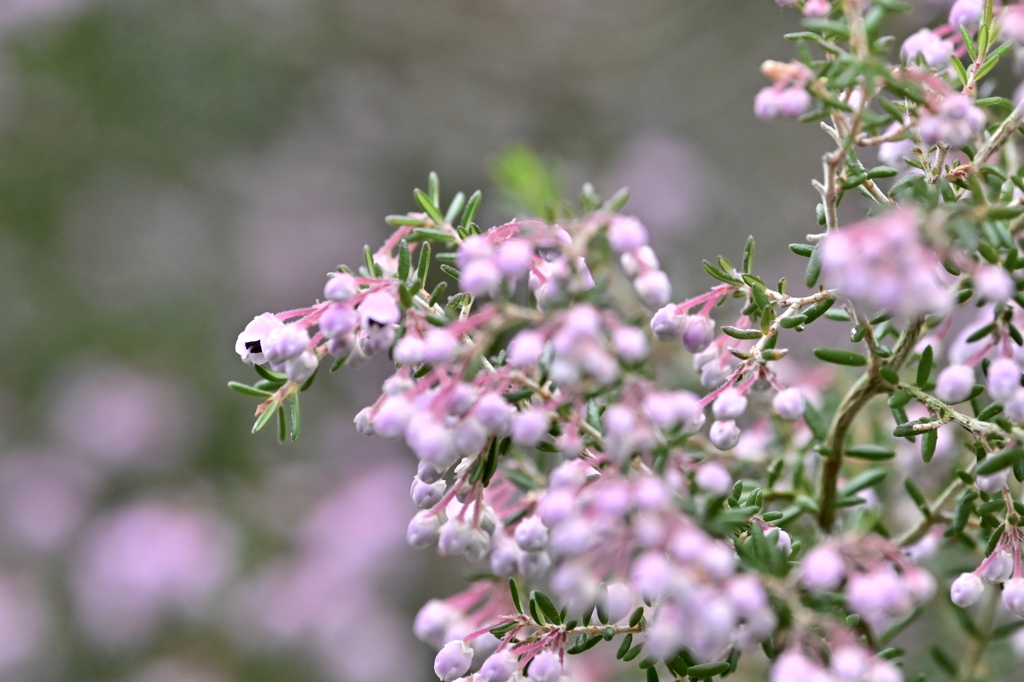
[434,639,473,681]
[650,305,683,341]
[935,364,975,404]
[901,28,953,69]
[489,534,522,577]
[374,396,414,439]
[318,303,357,339]
[415,599,458,649]
[354,407,374,435]
[904,567,937,604]
[357,290,401,327]
[507,330,546,368]
[326,333,356,358]
[406,415,457,469]
[800,544,845,592]
[975,265,1013,302]
[285,350,318,384]
[526,651,561,682]
[772,387,805,421]
[680,315,715,353]
[452,417,489,457]
[950,572,984,607]
[712,388,747,420]
[461,259,502,297]
[265,324,309,363]
[753,87,779,120]
[600,582,634,624]
[464,528,492,562]
[830,646,869,682]
[949,0,984,29]
[607,216,649,253]
[612,326,649,362]
[536,489,574,528]
[1007,388,1024,422]
[438,519,473,556]
[417,459,445,484]
[988,357,1021,403]
[633,269,672,309]
[1005,578,1024,616]
[514,516,549,552]
[324,273,357,301]
[976,470,1008,494]
[695,462,732,496]
[518,550,551,579]
[981,550,1013,583]
[510,409,550,447]
[776,87,811,118]
[422,330,459,364]
[407,511,442,549]
[478,650,518,682]
[411,477,447,509]
[709,420,741,450]
[473,393,515,434]
[495,239,534,277]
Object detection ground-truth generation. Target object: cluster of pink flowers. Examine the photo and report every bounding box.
[819,208,954,318]
[230,1,1024,680]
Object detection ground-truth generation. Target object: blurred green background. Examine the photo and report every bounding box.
[0,1,956,681]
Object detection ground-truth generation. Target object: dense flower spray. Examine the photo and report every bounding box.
[233,1,1024,680]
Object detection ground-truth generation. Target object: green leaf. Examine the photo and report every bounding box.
[622,644,643,662]
[427,171,440,206]
[840,468,888,495]
[489,620,518,637]
[703,260,741,285]
[254,363,287,384]
[866,165,899,179]
[252,405,280,434]
[920,429,938,463]
[743,236,755,273]
[722,326,763,340]
[685,661,731,678]
[880,366,900,384]
[277,403,287,442]
[566,633,603,655]
[987,205,1024,220]
[814,348,869,367]
[439,263,461,281]
[976,446,1024,475]
[790,243,814,257]
[427,281,448,307]
[531,590,562,625]
[616,634,633,659]
[397,239,411,282]
[976,40,1015,80]
[950,55,969,88]
[410,227,457,243]
[384,214,428,227]
[228,381,274,398]
[802,401,828,441]
[444,191,466,225]
[509,578,524,614]
[628,606,645,627]
[960,25,977,62]
[904,478,929,514]
[289,396,301,441]
[916,345,933,387]
[780,314,807,329]
[803,297,836,323]
[805,244,822,288]
[846,444,896,461]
